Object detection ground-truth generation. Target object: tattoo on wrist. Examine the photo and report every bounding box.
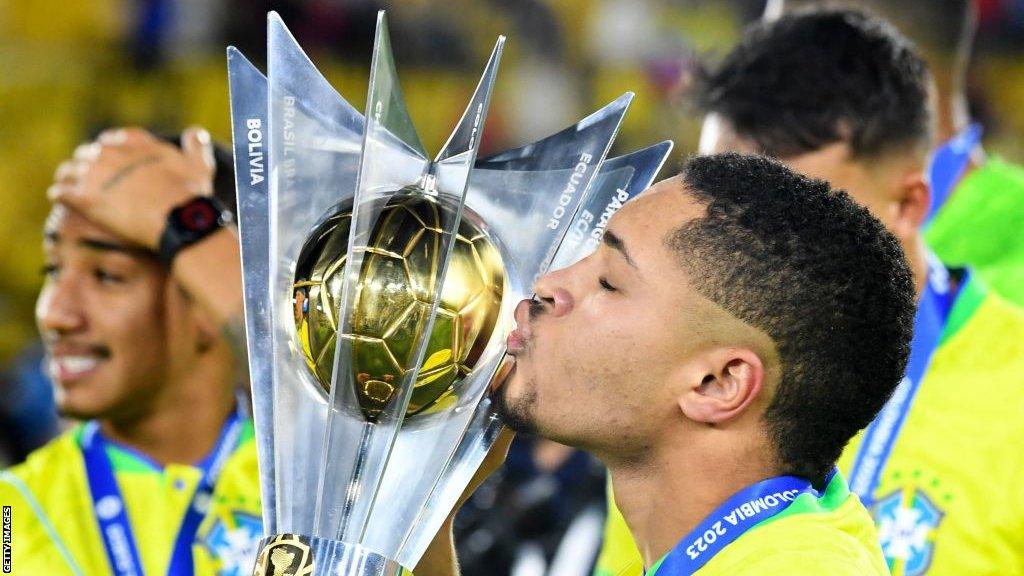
[101,155,161,193]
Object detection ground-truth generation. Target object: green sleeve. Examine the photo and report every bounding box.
[926,157,1024,306]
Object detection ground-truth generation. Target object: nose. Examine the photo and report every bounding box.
[533,268,575,318]
[36,276,86,336]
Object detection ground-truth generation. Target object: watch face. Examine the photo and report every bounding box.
[179,199,219,232]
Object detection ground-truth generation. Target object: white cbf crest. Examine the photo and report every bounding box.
[874,487,944,576]
[227,10,672,575]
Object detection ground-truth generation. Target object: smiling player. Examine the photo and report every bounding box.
[0,127,262,575]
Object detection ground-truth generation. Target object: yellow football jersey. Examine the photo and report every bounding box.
[837,279,1024,576]
[600,472,887,576]
[0,420,262,575]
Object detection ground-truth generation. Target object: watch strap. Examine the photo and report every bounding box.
[158,196,232,267]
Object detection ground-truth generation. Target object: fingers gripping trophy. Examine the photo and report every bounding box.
[227,12,672,576]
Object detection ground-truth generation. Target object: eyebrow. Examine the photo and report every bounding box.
[45,231,149,257]
[602,230,638,269]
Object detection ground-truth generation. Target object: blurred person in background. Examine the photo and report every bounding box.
[597,9,1024,576]
[773,0,1024,307]
[0,127,261,575]
[0,132,239,469]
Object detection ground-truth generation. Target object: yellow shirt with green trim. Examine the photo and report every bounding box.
[596,276,1024,576]
[836,276,1024,576]
[0,419,262,575]
[600,472,887,576]
[926,157,1024,307]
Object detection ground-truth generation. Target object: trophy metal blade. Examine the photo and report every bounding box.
[350,36,508,558]
[313,8,463,545]
[267,12,364,137]
[266,11,369,535]
[227,45,276,536]
[465,93,634,287]
[389,142,673,565]
[365,95,636,568]
[435,36,505,164]
[364,10,427,158]
[550,139,674,270]
[315,27,508,554]
[601,140,674,201]
[240,11,672,574]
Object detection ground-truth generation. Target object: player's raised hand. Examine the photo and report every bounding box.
[47,126,217,250]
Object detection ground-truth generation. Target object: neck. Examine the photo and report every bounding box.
[100,363,236,466]
[607,439,776,569]
[934,92,970,145]
[906,235,932,299]
[931,71,971,144]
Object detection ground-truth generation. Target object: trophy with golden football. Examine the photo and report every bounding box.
[227,12,670,576]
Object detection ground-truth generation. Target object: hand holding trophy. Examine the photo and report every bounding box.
[227,12,671,575]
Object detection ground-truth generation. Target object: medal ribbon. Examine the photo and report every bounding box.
[847,256,962,506]
[82,408,243,576]
[652,471,829,575]
[925,123,983,224]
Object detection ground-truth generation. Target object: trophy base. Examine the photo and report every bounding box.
[252,533,406,576]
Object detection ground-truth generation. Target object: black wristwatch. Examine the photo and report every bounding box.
[158,196,233,267]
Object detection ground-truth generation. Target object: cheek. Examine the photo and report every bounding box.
[579,310,677,395]
[103,288,171,359]
[536,307,649,397]
[163,291,201,354]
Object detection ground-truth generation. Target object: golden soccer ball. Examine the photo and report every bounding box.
[292,189,505,420]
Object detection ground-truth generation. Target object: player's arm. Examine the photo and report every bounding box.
[413,428,515,576]
[46,126,247,371]
[415,520,460,576]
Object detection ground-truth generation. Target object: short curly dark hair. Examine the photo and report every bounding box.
[695,8,933,159]
[669,153,916,483]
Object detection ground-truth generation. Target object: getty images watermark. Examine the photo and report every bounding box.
[3,505,10,573]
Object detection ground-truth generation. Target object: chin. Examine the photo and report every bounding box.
[55,401,102,422]
[55,388,112,422]
[492,381,540,435]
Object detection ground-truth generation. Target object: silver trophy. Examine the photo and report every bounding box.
[228,12,671,576]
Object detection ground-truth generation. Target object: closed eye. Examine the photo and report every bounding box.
[599,277,617,292]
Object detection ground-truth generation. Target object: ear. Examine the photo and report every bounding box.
[679,348,765,425]
[890,168,930,241]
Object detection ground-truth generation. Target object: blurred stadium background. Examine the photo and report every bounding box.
[3,0,1024,573]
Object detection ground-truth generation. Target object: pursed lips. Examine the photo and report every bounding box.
[506,298,536,355]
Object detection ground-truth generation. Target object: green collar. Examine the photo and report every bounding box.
[939,269,987,346]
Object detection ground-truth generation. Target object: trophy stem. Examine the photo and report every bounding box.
[252,534,405,576]
[337,426,374,541]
